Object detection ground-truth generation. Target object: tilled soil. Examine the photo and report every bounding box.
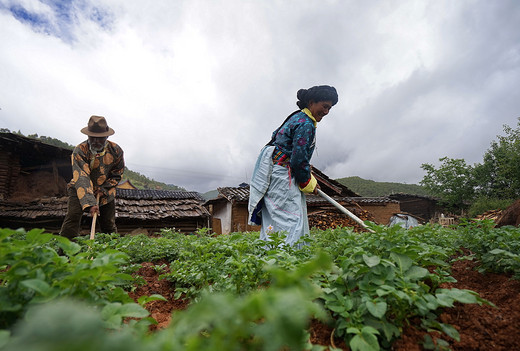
[393,258,520,351]
[130,256,520,350]
[128,260,189,330]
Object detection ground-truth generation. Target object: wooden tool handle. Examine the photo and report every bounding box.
[316,189,375,233]
[89,193,101,240]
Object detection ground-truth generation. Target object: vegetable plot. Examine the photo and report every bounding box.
[1,220,519,350]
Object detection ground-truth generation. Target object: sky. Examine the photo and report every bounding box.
[1,0,519,193]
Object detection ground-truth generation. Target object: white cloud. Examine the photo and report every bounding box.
[1,0,519,192]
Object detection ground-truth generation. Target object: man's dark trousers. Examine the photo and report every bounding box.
[59,187,117,239]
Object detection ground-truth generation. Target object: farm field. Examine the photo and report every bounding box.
[1,221,519,351]
[131,253,520,350]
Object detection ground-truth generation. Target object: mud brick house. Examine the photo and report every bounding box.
[205,166,400,234]
[0,132,72,202]
[0,132,209,234]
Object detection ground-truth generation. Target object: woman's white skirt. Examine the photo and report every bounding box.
[259,165,309,246]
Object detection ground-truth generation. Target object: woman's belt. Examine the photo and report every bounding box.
[272,149,290,168]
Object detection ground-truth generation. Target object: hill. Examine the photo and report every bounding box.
[202,189,219,200]
[122,168,186,191]
[335,176,429,197]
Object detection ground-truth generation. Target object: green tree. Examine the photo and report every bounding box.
[473,119,520,199]
[419,119,520,216]
[38,135,75,149]
[420,157,475,213]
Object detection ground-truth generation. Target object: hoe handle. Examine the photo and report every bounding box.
[316,189,375,233]
[89,193,101,240]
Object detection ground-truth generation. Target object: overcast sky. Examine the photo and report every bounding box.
[1,0,519,192]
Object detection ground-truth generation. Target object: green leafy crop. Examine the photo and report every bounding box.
[1,221,516,350]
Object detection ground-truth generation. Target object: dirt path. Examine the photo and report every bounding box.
[130,257,520,350]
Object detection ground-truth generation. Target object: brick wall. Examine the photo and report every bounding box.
[363,203,401,225]
[232,202,260,233]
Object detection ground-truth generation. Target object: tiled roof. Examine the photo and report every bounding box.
[116,197,210,219]
[215,186,250,202]
[388,193,439,201]
[0,190,209,221]
[117,188,205,201]
[306,195,398,205]
[0,197,67,219]
[207,186,395,205]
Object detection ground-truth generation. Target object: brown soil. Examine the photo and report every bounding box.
[128,260,189,330]
[130,256,520,350]
[393,258,520,351]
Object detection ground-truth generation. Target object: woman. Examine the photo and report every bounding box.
[248,85,338,246]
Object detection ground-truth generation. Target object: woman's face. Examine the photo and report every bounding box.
[308,100,333,122]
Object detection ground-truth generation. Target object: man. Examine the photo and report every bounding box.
[59,115,124,239]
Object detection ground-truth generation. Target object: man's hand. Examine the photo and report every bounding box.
[89,205,100,217]
[89,189,102,216]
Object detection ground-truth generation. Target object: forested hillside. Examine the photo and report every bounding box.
[336,176,429,197]
[122,168,185,191]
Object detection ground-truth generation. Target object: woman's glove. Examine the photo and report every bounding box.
[299,174,318,193]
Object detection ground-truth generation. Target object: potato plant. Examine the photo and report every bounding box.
[1,221,517,351]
